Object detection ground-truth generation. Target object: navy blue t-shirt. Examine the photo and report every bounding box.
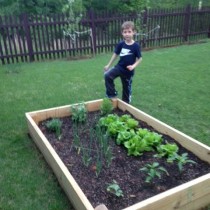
[114,40,142,76]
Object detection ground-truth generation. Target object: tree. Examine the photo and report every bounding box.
[83,0,120,11]
[0,0,68,16]
[0,0,20,16]
[83,0,210,12]
[1,0,210,17]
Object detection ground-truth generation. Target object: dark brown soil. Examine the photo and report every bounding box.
[38,109,210,210]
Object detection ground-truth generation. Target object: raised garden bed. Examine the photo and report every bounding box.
[25,99,210,210]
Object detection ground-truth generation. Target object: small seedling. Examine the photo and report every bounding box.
[100,98,114,116]
[46,118,62,139]
[70,103,87,123]
[81,147,92,167]
[107,180,124,197]
[72,122,80,151]
[139,162,169,183]
[167,152,196,172]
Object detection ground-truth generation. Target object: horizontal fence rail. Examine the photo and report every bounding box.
[0,5,210,64]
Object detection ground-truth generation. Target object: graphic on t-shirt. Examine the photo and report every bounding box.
[120,48,132,57]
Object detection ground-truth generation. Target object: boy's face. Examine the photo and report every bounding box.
[122,27,135,42]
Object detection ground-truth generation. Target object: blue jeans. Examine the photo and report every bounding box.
[104,66,133,103]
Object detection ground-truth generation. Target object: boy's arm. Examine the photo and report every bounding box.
[127,57,142,71]
[104,53,118,71]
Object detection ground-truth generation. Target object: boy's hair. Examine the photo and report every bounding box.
[121,21,135,31]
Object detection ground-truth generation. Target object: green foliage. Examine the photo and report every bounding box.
[124,135,146,156]
[104,146,114,167]
[46,118,62,139]
[107,120,126,137]
[107,180,124,197]
[100,98,114,116]
[62,0,84,34]
[120,114,139,129]
[167,152,196,172]
[140,162,169,183]
[81,147,92,167]
[99,114,139,138]
[156,143,179,158]
[98,114,119,128]
[95,151,103,177]
[71,123,114,177]
[0,0,67,16]
[1,0,210,17]
[137,129,163,147]
[82,0,210,12]
[116,130,135,145]
[93,126,114,176]
[72,122,80,150]
[70,103,87,123]
[98,113,165,156]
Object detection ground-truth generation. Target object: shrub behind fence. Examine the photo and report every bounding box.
[0,5,210,64]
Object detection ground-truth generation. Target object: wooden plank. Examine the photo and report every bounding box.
[28,104,71,124]
[28,99,117,124]
[117,99,210,163]
[26,113,95,210]
[123,174,210,210]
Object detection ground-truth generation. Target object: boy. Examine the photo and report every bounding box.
[104,21,142,104]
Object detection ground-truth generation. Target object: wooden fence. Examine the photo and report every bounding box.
[0,5,210,64]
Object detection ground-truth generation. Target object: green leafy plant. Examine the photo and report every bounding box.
[116,130,135,145]
[140,162,169,183]
[98,114,118,128]
[136,128,163,147]
[107,180,124,197]
[98,114,164,157]
[46,118,62,139]
[156,143,179,158]
[70,103,87,123]
[167,152,196,172]
[107,120,126,137]
[119,114,139,129]
[100,98,114,116]
[125,118,139,129]
[124,135,153,156]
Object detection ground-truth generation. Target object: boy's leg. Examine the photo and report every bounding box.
[104,66,120,98]
[120,75,133,103]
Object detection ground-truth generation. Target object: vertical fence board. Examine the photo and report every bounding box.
[0,16,6,64]
[15,16,24,62]
[9,16,18,63]
[31,16,39,61]
[22,14,34,62]
[5,16,13,63]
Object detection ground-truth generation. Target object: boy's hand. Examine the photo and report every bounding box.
[127,65,134,71]
[104,65,109,72]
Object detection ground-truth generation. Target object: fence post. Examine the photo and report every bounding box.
[183,4,191,42]
[21,13,34,62]
[0,16,5,64]
[208,25,210,38]
[89,9,96,54]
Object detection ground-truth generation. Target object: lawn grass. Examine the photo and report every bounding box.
[0,40,210,210]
